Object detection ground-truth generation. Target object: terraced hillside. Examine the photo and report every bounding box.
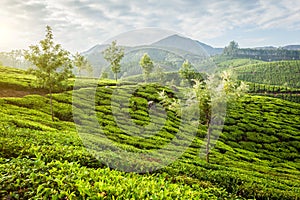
[233,60,300,103]
[0,65,300,199]
[0,65,47,97]
[234,60,300,88]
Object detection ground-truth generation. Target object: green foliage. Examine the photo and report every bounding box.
[102,41,124,82]
[139,53,154,82]
[24,25,73,92]
[178,60,195,85]
[24,25,73,121]
[223,41,239,56]
[217,58,264,72]
[0,65,36,91]
[220,95,300,165]
[100,70,109,79]
[192,72,248,161]
[1,158,236,199]
[0,49,31,69]
[73,52,93,77]
[124,71,206,87]
[246,82,300,103]
[233,60,300,103]
[0,65,300,199]
[234,60,300,88]
[240,48,300,61]
[153,64,165,83]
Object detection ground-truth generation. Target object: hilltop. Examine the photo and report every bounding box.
[152,34,223,55]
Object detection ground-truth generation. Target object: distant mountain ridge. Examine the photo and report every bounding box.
[151,34,223,55]
[81,34,223,77]
[81,34,300,77]
[253,45,300,51]
[283,45,300,50]
[82,34,223,56]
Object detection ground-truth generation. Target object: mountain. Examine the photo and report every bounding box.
[152,34,223,56]
[253,45,300,51]
[196,41,224,55]
[283,45,300,50]
[81,44,108,56]
[81,44,109,76]
[81,44,189,78]
[82,35,224,77]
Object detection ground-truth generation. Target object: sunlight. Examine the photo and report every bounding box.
[0,25,12,47]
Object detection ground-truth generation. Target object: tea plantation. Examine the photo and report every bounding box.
[0,65,300,199]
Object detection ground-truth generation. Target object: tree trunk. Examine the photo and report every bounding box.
[115,73,118,82]
[49,87,54,121]
[206,120,211,163]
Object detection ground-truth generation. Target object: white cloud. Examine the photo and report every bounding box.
[0,0,299,52]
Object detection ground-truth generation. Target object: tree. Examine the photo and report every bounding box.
[73,52,93,77]
[102,41,124,82]
[223,41,239,56]
[154,64,165,83]
[193,71,248,162]
[100,70,109,79]
[139,53,154,82]
[159,71,248,163]
[24,25,73,121]
[179,60,196,84]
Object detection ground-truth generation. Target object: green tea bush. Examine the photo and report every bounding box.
[0,66,300,199]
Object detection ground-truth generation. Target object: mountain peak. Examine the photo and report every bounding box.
[152,34,222,55]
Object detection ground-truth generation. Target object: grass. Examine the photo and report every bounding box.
[0,65,300,199]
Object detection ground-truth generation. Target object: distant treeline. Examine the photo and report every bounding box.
[0,50,31,69]
[229,48,300,61]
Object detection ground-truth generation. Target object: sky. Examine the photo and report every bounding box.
[0,0,300,53]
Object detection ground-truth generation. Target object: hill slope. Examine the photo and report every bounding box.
[0,65,299,199]
[234,60,300,88]
[82,35,223,78]
[152,34,222,56]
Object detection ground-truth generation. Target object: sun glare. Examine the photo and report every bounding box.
[0,25,12,48]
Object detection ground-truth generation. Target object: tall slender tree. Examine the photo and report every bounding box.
[73,52,93,77]
[154,64,165,83]
[179,60,196,85]
[139,53,154,82]
[193,71,248,162]
[159,71,248,162]
[24,25,73,121]
[102,41,124,82]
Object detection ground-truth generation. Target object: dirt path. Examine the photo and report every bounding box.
[0,88,47,98]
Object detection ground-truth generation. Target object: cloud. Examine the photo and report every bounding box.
[0,0,299,52]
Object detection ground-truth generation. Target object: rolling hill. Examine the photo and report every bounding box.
[233,60,300,88]
[0,65,300,199]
